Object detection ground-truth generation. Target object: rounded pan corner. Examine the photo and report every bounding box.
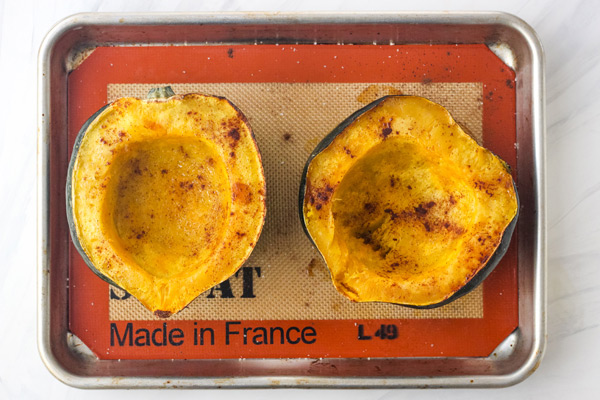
[489,11,546,65]
[488,312,547,388]
[38,13,90,60]
[501,336,547,388]
[37,334,91,389]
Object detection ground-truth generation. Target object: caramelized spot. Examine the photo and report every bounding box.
[317,192,329,202]
[178,145,190,158]
[414,204,428,215]
[179,181,194,190]
[154,310,171,319]
[384,208,399,220]
[308,184,335,210]
[228,128,241,147]
[381,127,393,139]
[364,202,377,213]
[355,231,372,245]
[232,182,253,204]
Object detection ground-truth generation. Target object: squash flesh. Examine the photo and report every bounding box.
[303,96,518,307]
[104,137,231,279]
[71,94,266,316]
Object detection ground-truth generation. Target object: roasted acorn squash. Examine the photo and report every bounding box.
[67,87,266,317]
[300,95,518,308]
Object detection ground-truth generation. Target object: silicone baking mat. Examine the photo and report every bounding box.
[67,44,517,360]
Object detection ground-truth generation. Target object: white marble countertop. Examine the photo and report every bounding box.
[1,0,599,398]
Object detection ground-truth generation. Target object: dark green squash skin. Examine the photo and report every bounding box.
[424,194,518,309]
[66,88,184,291]
[66,103,121,289]
[298,96,388,239]
[298,95,520,309]
[66,88,265,305]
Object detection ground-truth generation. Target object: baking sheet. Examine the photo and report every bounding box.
[36,12,539,386]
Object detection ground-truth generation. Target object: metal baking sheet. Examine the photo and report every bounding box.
[37,12,546,388]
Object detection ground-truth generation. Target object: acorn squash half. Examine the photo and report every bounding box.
[300,95,518,308]
[67,87,266,317]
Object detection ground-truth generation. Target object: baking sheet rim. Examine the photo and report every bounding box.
[37,11,546,388]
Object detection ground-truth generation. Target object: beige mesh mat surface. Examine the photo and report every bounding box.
[107,82,484,321]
